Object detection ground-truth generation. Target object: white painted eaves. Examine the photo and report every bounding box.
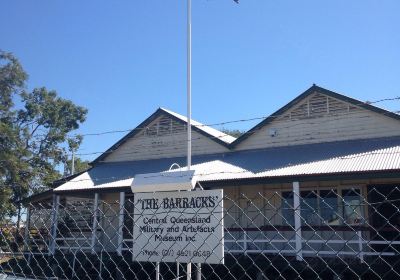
[161,108,236,145]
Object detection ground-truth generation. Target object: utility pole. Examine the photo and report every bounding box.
[71,149,75,175]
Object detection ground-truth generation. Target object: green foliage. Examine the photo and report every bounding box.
[0,225,14,249]
[0,51,27,118]
[64,157,90,176]
[17,87,88,190]
[221,129,245,138]
[0,50,88,220]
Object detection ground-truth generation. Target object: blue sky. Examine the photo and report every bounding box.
[1,0,400,161]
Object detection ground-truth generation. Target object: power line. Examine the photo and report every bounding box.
[70,96,400,138]
[72,109,400,158]
[6,112,394,159]
[5,96,400,160]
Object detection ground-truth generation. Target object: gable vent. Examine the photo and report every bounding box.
[143,116,186,137]
[285,93,358,120]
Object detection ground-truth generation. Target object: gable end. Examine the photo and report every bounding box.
[231,85,400,148]
[92,108,232,164]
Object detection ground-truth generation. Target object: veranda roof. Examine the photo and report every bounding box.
[54,136,400,193]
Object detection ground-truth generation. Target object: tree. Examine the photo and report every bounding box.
[64,158,90,176]
[62,135,90,176]
[1,51,29,222]
[17,87,87,190]
[0,50,88,225]
[221,129,245,138]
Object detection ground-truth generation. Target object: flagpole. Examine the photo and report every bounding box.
[187,0,192,171]
[186,0,192,279]
[186,0,192,280]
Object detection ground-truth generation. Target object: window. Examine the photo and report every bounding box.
[320,190,339,225]
[281,192,294,226]
[123,197,135,239]
[301,191,319,225]
[280,188,341,226]
[342,189,363,225]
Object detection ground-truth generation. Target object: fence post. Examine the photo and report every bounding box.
[293,181,303,261]
[49,194,60,256]
[99,249,104,277]
[117,191,125,256]
[23,205,31,252]
[357,230,364,262]
[187,263,192,280]
[91,193,99,254]
[196,263,201,280]
[71,250,76,279]
[243,231,247,251]
[156,262,160,280]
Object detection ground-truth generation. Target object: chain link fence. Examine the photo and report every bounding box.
[1,185,400,279]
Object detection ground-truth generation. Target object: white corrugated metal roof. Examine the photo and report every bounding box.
[188,145,400,182]
[54,138,400,192]
[54,160,250,192]
[161,108,236,144]
[54,172,133,192]
[174,160,254,182]
[253,145,400,178]
[194,145,400,182]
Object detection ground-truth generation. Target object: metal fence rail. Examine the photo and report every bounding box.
[1,186,400,279]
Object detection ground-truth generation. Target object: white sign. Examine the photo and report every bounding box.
[132,170,196,193]
[132,189,224,264]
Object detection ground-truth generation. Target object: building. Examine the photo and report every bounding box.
[24,85,400,262]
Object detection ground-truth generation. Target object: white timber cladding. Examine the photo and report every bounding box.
[236,92,400,151]
[104,114,229,162]
[100,193,120,252]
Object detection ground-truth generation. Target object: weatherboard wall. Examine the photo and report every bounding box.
[236,93,400,151]
[99,193,120,252]
[103,115,229,162]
